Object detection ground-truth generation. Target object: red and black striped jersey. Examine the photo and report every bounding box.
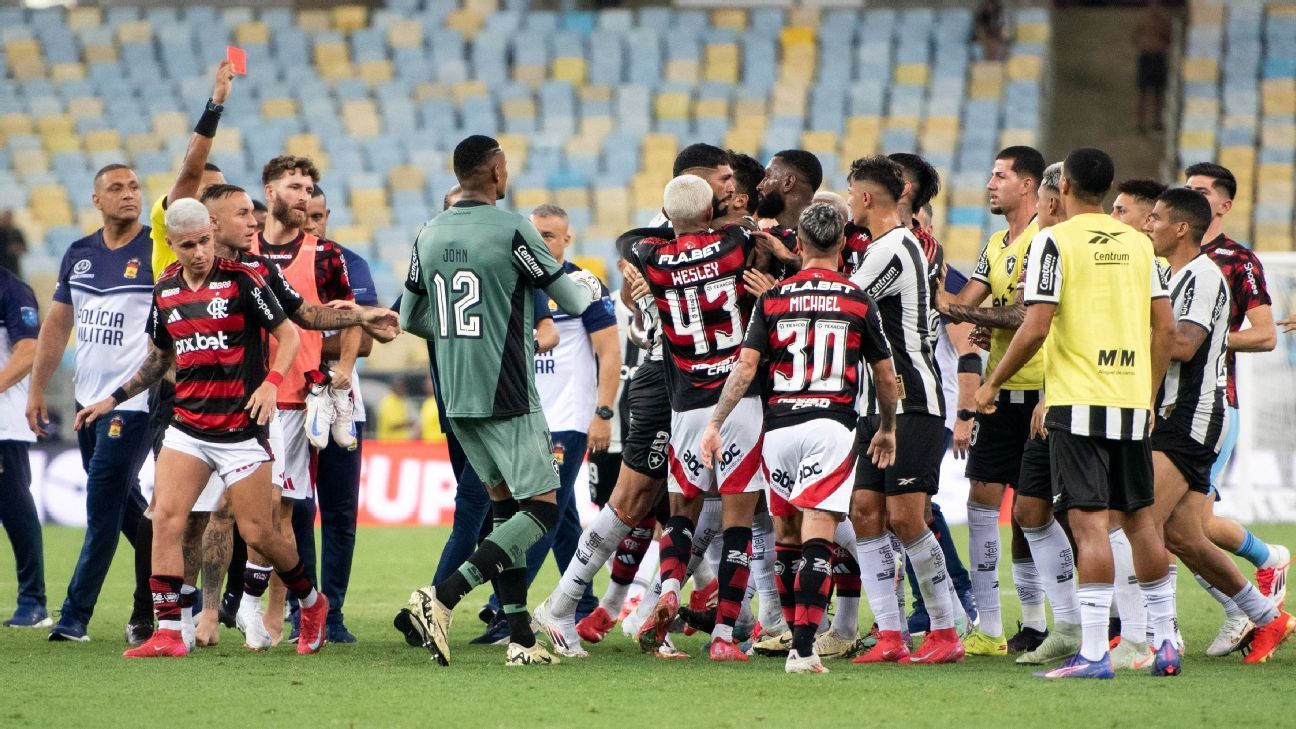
[149,259,289,442]
[761,224,800,279]
[744,268,892,428]
[235,251,305,318]
[1202,233,1271,408]
[626,224,756,411]
[840,221,871,277]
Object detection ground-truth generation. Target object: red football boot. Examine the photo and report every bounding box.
[636,591,679,653]
[123,628,187,659]
[577,606,617,644]
[909,627,966,664]
[853,630,911,664]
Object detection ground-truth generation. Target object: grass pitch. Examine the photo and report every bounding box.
[3,524,1296,728]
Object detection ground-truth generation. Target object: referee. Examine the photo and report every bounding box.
[976,148,1178,679]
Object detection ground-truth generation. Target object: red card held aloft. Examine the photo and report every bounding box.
[226,45,247,75]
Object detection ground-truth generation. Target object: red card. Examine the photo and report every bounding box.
[226,45,247,75]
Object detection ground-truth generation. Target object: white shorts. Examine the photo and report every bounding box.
[667,397,765,498]
[762,420,857,515]
[161,426,272,503]
[275,409,314,500]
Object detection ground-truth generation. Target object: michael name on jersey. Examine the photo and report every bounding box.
[782,279,852,312]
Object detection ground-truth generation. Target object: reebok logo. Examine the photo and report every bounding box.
[175,331,231,355]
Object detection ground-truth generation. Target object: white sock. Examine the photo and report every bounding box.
[1261,544,1288,569]
[831,521,860,636]
[890,532,907,620]
[1193,572,1245,618]
[858,535,902,632]
[1022,520,1079,625]
[967,503,1003,636]
[947,574,968,627]
[1012,559,1047,631]
[600,581,630,614]
[629,541,659,601]
[1231,583,1279,627]
[240,592,262,613]
[1109,528,1146,642]
[637,575,663,619]
[905,531,955,631]
[751,512,782,628]
[180,584,196,627]
[688,500,722,587]
[1141,575,1175,648]
[299,588,318,609]
[551,506,632,617]
[1077,583,1114,661]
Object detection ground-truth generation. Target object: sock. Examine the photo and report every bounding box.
[713,527,753,642]
[792,538,834,655]
[277,560,317,607]
[1011,558,1047,631]
[1077,583,1114,661]
[1193,571,1245,618]
[905,531,955,631]
[774,542,801,626]
[132,519,155,622]
[947,569,968,627]
[890,533,907,620]
[437,500,559,609]
[551,505,633,618]
[151,574,184,632]
[751,512,783,629]
[1021,520,1079,625]
[967,503,1003,637]
[857,534,902,632]
[179,584,197,630]
[1167,563,1179,638]
[830,521,862,637]
[1261,543,1288,570]
[634,574,662,622]
[1109,529,1147,642]
[497,554,535,648]
[602,517,655,614]
[658,515,695,598]
[1237,530,1272,569]
[241,561,271,613]
[629,539,660,601]
[1141,575,1176,648]
[688,499,722,587]
[1231,582,1279,627]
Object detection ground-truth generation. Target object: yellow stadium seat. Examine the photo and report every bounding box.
[77,207,102,233]
[712,9,747,30]
[359,60,394,85]
[212,127,242,154]
[1271,2,1296,16]
[580,85,612,103]
[153,111,187,138]
[1015,22,1049,44]
[970,78,1004,100]
[452,81,488,104]
[414,82,449,102]
[999,129,1038,148]
[83,43,117,64]
[145,173,172,201]
[656,92,691,121]
[788,7,820,27]
[496,134,529,170]
[1181,57,1218,83]
[513,188,550,211]
[705,44,740,84]
[44,133,79,155]
[846,115,882,137]
[555,188,590,211]
[632,173,668,209]
[117,21,152,45]
[577,116,613,143]
[1183,98,1219,117]
[1263,125,1296,149]
[945,225,985,261]
[66,6,102,31]
[724,129,763,155]
[389,20,423,48]
[894,64,929,86]
[1262,80,1296,116]
[297,9,332,33]
[501,98,537,120]
[780,26,816,47]
[1192,2,1225,26]
[67,97,102,119]
[513,64,546,87]
[125,133,159,156]
[886,116,919,132]
[553,57,587,85]
[970,61,1004,84]
[801,131,838,155]
[665,60,700,85]
[570,256,608,284]
[84,130,121,154]
[734,98,767,119]
[1008,55,1042,81]
[236,21,269,46]
[286,134,323,158]
[5,39,41,63]
[922,116,959,136]
[329,225,372,247]
[465,0,499,15]
[389,165,425,192]
[333,5,368,32]
[314,41,349,67]
[36,114,72,138]
[1258,163,1294,184]
[262,98,298,119]
[51,63,85,82]
[772,88,808,117]
[1179,129,1216,150]
[1253,223,1292,252]
[695,98,729,119]
[594,188,630,229]
[952,187,987,207]
[352,205,391,229]
[445,9,485,38]
[920,131,958,155]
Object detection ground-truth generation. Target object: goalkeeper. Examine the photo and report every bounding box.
[398,135,600,667]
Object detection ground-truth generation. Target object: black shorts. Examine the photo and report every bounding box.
[1049,430,1153,513]
[1015,436,1053,502]
[1149,417,1216,495]
[1137,52,1168,90]
[588,448,622,507]
[965,390,1040,485]
[621,357,670,479]
[148,379,176,458]
[855,413,945,495]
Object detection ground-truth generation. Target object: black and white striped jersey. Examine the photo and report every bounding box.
[1157,254,1231,451]
[848,225,944,417]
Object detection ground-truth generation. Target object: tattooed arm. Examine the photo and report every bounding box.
[698,348,761,468]
[73,342,174,430]
[940,298,1026,329]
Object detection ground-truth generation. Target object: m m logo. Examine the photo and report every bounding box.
[1097,349,1136,368]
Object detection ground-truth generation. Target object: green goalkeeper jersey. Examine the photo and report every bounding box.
[400,200,595,419]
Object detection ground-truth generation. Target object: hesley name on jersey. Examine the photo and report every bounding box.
[175,331,230,355]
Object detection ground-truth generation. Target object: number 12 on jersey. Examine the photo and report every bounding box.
[664,276,743,355]
[431,270,481,338]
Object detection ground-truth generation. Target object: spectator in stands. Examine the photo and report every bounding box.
[420,375,446,443]
[304,185,330,239]
[1134,0,1172,134]
[0,266,44,627]
[975,0,1006,61]
[376,377,415,441]
[0,210,27,278]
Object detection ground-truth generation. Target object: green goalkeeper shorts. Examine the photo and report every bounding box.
[449,410,560,500]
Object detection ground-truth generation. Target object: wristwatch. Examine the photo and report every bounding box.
[205,98,224,114]
[957,409,977,422]
[594,405,614,420]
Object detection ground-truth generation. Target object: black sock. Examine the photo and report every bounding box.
[497,566,535,648]
[223,525,248,603]
[436,499,558,609]
[243,562,272,598]
[487,499,520,626]
[132,519,154,622]
[775,542,801,626]
[792,539,834,655]
[659,515,696,587]
[716,527,752,631]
